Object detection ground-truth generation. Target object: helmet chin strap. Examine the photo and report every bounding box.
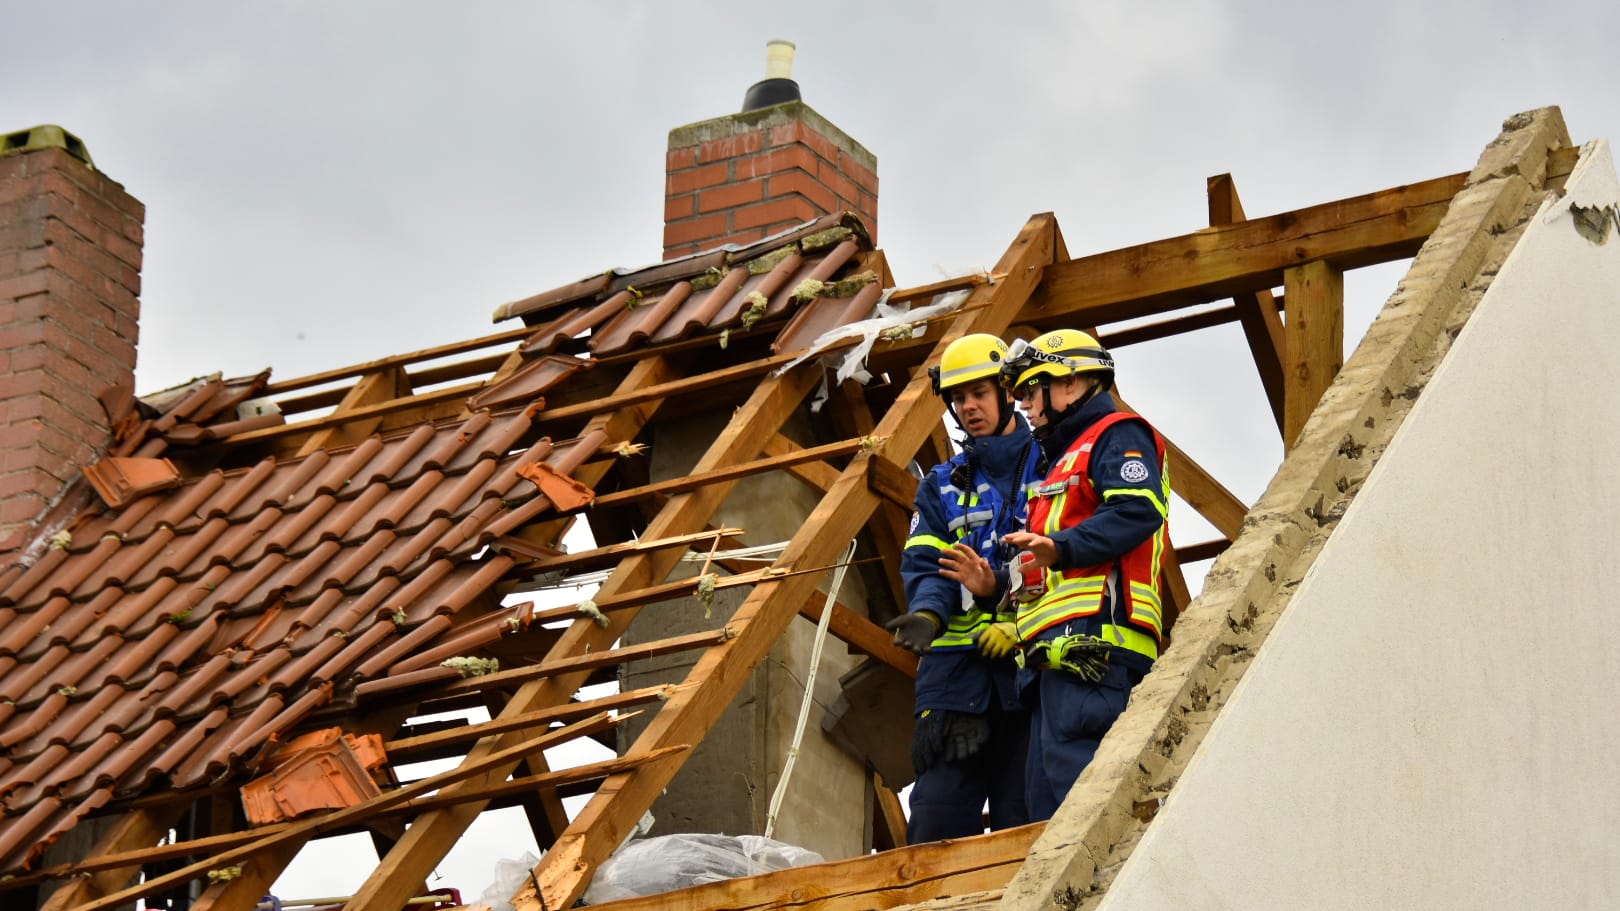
[1036,375,1102,433]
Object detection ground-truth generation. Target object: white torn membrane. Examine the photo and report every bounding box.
[772,285,976,411]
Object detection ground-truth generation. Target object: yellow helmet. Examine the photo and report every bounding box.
[928,333,1010,396]
[1000,330,1114,390]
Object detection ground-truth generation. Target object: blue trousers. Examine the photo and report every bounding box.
[1025,659,1143,821]
[907,700,1031,843]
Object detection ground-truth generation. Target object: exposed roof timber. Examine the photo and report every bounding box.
[1208,173,1287,432]
[996,107,1573,911]
[513,213,1061,911]
[1025,170,1467,327]
[580,822,1042,911]
[77,711,633,911]
[347,349,835,909]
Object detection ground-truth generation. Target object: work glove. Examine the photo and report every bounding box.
[911,709,946,773]
[885,611,941,655]
[941,712,991,763]
[975,622,1020,660]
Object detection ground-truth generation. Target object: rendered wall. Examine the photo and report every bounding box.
[1098,142,1620,909]
[620,411,868,859]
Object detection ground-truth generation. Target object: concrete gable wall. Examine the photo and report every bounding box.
[1097,141,1620,909]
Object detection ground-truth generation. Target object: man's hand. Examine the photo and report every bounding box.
[938,542,996,597]
[1002,531,1059,569]
[974,621,1020,659]
[884,612,940,655]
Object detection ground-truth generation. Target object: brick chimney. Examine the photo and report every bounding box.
[663,40,878,260]
[0,125,143,549]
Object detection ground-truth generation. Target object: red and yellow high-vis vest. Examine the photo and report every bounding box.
[1017,412,1169,661]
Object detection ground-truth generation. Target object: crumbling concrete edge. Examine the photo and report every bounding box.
[995,107,1573,911]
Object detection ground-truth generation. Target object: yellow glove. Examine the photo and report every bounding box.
[975,621,1020,660]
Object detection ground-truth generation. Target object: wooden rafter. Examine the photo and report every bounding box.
[342,341,830,910]
[1282,260,1345,449]
[1028,170,1466,326]
[511,212,1058,911]
[1208,173,1288,434]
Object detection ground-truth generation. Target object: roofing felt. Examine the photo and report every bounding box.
[0,211,880,874]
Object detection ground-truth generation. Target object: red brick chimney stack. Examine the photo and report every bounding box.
[663,40,878,260]
[0,125,143,549]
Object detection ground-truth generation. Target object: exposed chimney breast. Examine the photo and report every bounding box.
[664,41,877,260]
[0,125,143,550]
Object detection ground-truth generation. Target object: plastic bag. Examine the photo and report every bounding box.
[474,851,540,911]
[582,833,824,904]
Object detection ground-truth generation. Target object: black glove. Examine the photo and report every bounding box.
[885,611,940,655]
[942,712,991,763]
[911,709,946,774]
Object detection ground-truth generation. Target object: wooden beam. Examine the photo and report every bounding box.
[495,527,744,576]
[75,712,629,911]
[188,840,306,911]
[588,438,863,510]
[872,771,909,852]
[1282,259,1345,449]
[513,212,1058,911]
[1208,173,1287,433]
[866,453,919,512]
[265,325,536,395]
[386,684,681,760]
[1027,170,1464,327]
[225,380,481,446]
[345,344,828,911]
[296,364,410,456]
[576,821,1042,911]
[1112,393,1249,542]
[36,808,182,911]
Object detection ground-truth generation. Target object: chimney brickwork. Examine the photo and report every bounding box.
[0,127,143,549]
[663,103,877,260]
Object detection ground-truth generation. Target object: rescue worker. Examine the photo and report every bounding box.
[883,333,1041,842]
[996,330,1170,821]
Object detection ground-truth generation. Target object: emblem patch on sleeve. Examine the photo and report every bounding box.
[1120,459,1151,483]
[909,512,921,534]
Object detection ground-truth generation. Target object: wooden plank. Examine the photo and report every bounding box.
[514,212,1058,911]
[762,432,843,492]
[824,380,913,618]
[36,808,182,911]
[1209,173,1287,433]
[867,453,920,512]
[872,771,909,851]
[345,345,829,911]
[1112,392,1249,542]
[578,821,1042,911]
[264,325,537,395]
[386,684,680,760]
[496,527,744,576]
[1282,259,1345,449]
[296,364,410,456]
[225,380,481,446]
[1027,170,1465,328]
[76,712,629,911]
[588,438,864,510]
[188,840,305,911]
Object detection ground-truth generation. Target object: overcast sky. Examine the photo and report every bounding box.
[5,1,1616,904]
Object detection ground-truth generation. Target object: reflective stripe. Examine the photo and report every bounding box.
[930,606,993,649]
[1098,623,1158,661]
[904,534,953,551]
[936,361,997,387]
[1103,486,1169,519]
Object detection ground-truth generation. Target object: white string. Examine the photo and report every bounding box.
[763,539,857,839]
[506,541,793,594]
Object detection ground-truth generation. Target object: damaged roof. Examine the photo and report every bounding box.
[0,211,884,876]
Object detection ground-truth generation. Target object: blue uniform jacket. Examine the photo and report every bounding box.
[901,418,1041,714]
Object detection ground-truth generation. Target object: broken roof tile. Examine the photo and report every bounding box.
[82,456,182,509]
[0,210,892,877]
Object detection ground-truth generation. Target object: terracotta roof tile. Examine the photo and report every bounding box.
[0,213,889,875]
